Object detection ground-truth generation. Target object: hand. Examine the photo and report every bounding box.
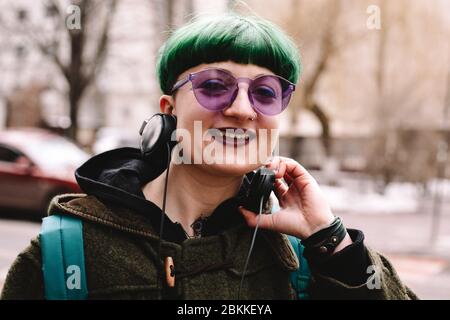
[239,157,338,240]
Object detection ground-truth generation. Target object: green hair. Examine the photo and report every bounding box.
[156,13,302,95]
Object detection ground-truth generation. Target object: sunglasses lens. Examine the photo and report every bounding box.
[249,76,283,115]
[191,69,235,111]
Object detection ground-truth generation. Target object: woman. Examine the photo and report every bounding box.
[1,13,417,300]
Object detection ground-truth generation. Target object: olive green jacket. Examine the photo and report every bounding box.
[1,194,418,300]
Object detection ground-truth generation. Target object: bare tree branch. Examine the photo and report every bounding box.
[34,40,70,80]
[2,0,118,141]
[82,0,117,93]
[303,0,341,96]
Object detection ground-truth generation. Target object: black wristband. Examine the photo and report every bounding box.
[301,216,347,261]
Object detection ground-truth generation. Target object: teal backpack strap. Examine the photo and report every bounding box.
[287,235,311,299]
[271,200,311,299]
[39,215,88,300]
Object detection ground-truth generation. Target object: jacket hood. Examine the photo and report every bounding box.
[75,147,165,212]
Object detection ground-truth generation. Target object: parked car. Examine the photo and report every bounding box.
[0,128,90,215]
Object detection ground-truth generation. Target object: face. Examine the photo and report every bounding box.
[160,61,283,177]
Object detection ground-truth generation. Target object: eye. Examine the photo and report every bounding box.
[199,79,228,91]
[253,86,276,98]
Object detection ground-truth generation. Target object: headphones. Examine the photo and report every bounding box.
[139,112,177,159]
[139,112,275,212]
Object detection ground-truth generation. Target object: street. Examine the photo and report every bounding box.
[0,212,449,299]
[339,211,450,299]
[0,218,40,291]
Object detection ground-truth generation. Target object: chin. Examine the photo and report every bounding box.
[202,162,261,177]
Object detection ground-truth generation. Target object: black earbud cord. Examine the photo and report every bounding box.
[156,143,172,295]
[238,196,264,300]
[238,162,278,299]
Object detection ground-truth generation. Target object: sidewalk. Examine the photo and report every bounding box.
[0,218,40,293]
[312,171,450,298]
[339,211,450,299]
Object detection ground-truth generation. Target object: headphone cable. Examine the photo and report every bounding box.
[157,143,172,295]
[238,196,264,300]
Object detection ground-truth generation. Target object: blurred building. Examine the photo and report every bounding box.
[0,0,228,145]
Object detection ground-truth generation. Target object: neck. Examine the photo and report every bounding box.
[142,163,243,237]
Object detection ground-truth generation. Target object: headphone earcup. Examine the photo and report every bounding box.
[243,167,275,213]
[139,113,177,159]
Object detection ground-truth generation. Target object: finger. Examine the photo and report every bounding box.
[265,156,286,180]
[275,178,299,208]
[282,172,294,186]
[274,178,289,200]
[277,157,314,179]
[277,157,319,192]
[270,159,297,196]
[274,160,286,179]
[267,156,296,182]
[239,206,276,230]
[265,156,280,172]
[273,160,294,187]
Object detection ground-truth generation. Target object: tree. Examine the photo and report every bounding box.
[2,0,117,141]
[289,0,341,160]
[365,0,450,193]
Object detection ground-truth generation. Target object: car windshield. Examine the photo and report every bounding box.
[24,136,90,171]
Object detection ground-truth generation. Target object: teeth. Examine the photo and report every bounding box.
[217,130,250,140]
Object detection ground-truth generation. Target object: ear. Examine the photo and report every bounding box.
[159,95,176,115]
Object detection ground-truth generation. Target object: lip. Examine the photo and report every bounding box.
[207,127,256,147]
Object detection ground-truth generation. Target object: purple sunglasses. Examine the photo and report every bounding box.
[171,68,295,116]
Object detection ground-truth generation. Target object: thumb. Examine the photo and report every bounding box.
[238,206,276,230]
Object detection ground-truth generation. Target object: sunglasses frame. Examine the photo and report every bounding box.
[171,68,296,116]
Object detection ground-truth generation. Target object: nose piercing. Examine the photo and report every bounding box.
[250,112,257,121]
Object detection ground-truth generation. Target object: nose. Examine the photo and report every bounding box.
[222,83,256,121]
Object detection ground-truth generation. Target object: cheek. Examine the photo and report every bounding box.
[269,118,280,140]
[257,116,280,157]
[257,116,279,137]
[177,108,214,134]
[173,95,217,159]
[266,115,280,130]
[175,93,206,129]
